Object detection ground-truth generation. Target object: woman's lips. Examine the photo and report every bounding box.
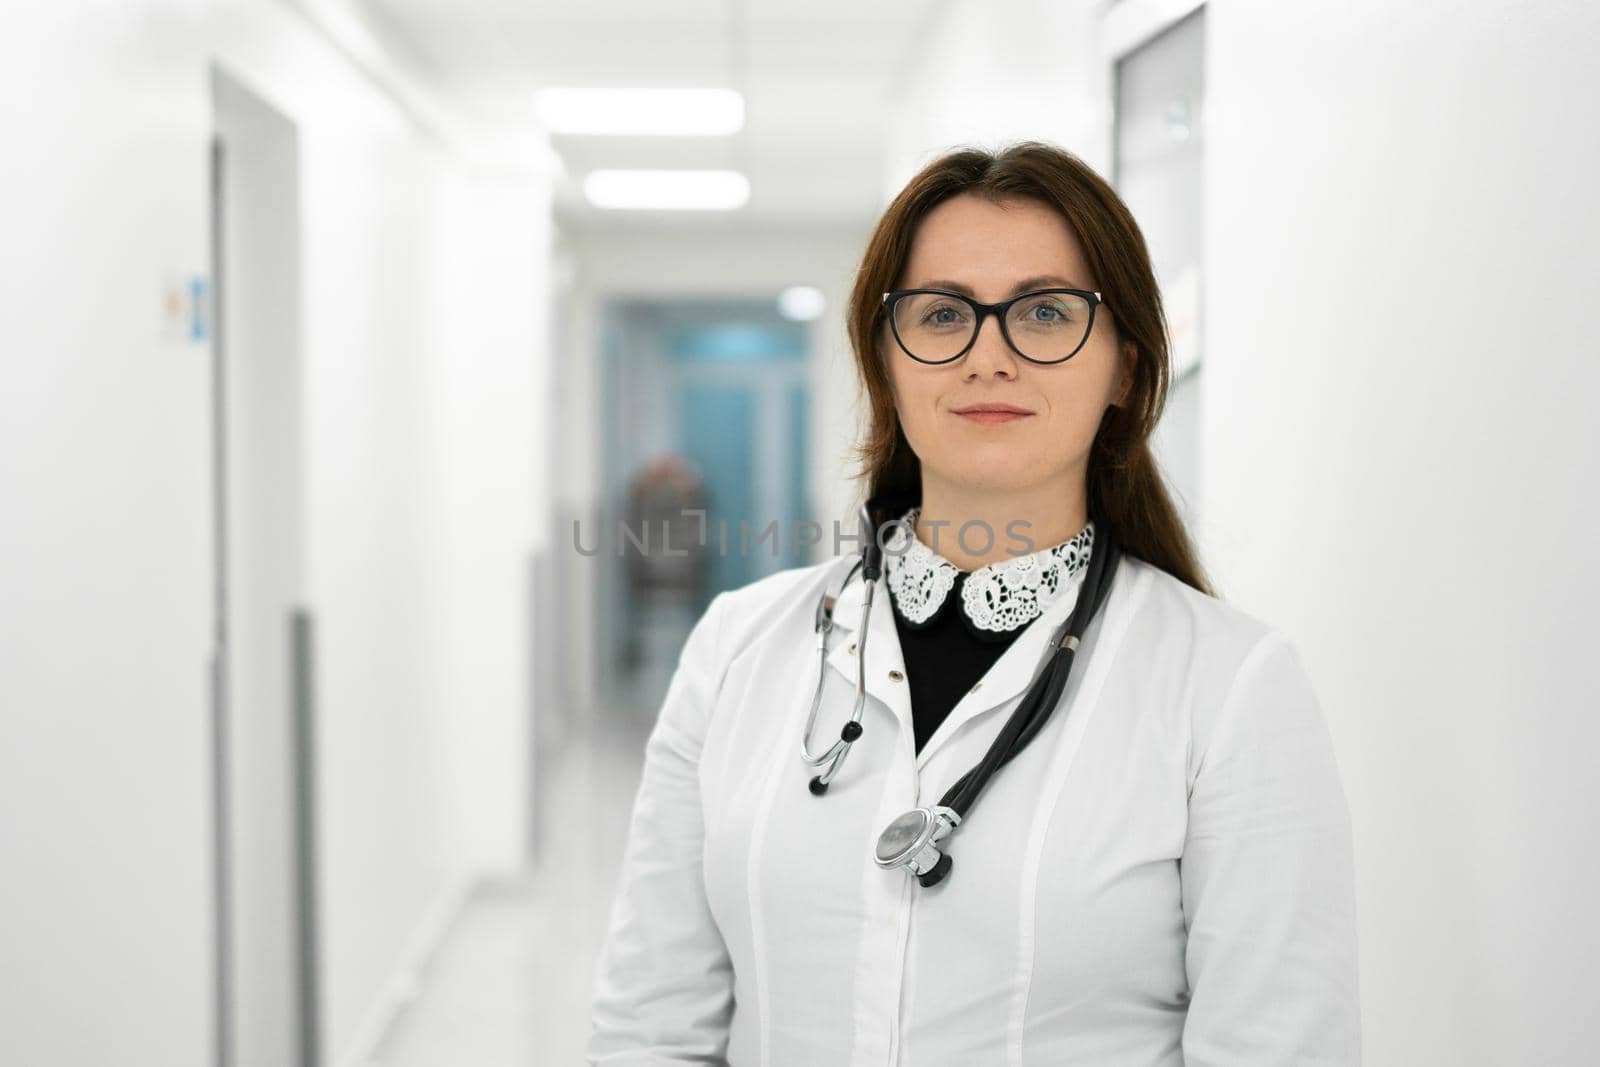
[952,407,1033,425]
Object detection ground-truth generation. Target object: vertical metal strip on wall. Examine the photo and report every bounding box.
[208,132,236,1067]
[291,608,322,1067]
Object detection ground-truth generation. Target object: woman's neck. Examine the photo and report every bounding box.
[912,479,1089,572]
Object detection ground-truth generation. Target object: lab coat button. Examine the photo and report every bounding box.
[888,670,904,682]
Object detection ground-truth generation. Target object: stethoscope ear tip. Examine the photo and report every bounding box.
[808,776,829,796]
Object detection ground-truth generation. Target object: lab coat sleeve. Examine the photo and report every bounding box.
[587,591,736,1065]
[1179,630,1362,1065]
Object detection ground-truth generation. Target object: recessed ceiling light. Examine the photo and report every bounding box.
[779,286,826,321]
[583,170,751,211]
[534,88,745,136]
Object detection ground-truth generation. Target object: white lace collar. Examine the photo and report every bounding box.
[883,506,1095,636]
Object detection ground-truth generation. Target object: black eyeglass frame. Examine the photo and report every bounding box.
[880,287,1105,366]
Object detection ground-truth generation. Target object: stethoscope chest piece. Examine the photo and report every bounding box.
[874,805,961,887]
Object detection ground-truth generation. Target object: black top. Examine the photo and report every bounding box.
[890,570,1027,755]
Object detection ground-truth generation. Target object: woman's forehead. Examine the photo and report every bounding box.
[901,195,1089,291]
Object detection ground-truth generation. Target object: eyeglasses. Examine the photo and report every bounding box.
[881,287,1103,365]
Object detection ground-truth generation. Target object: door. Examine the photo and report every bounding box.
[210,66,318,1067]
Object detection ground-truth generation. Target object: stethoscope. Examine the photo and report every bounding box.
[800,496,1122,888]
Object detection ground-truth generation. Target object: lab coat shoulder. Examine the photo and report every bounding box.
[1119,559,1322,789]
[692,556,850,717]
[649,557,838,736]
[712,555,845,648]
[1129,560,1362,1064]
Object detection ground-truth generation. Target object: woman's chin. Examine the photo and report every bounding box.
[927,458,1041,495]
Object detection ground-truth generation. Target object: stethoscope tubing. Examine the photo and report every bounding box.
[798,499,1121,886]
[800,557,871,789]
[937,529,1121,818]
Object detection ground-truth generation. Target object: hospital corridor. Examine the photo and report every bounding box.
[3,2,1599,1065]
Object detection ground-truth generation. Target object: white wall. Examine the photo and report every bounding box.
[423,169,551,875]
[0,3,553,1064]
[883,0,1107,196]
[0,7,214,1065]
[1202,1,1600,1061]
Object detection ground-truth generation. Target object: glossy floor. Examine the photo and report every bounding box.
[368,709,655,1066]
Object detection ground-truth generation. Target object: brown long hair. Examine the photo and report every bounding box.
[845,140,1214,596]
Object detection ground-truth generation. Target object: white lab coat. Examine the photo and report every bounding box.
[587,550,1361,1065]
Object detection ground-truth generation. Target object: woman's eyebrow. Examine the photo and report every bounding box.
[916,275,1084,296]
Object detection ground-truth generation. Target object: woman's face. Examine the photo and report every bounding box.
[883,193,1132,502]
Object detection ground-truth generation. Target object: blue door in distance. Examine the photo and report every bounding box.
[679,384,756,606]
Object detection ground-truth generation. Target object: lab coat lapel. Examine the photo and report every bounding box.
[823,571,913,736]
[908,579,1085,770]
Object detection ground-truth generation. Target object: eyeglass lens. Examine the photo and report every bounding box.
[891,291,1092,363]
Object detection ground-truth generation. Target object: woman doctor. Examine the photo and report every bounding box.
[587,141,1361,1065]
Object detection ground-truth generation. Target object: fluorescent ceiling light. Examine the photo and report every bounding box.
[534,88,745,136]
[583,170,750,211]
[778,286,826,321]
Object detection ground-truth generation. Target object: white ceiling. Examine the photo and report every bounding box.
[355,0,948,233]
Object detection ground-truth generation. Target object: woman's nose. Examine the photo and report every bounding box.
[964,313,1020,378]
